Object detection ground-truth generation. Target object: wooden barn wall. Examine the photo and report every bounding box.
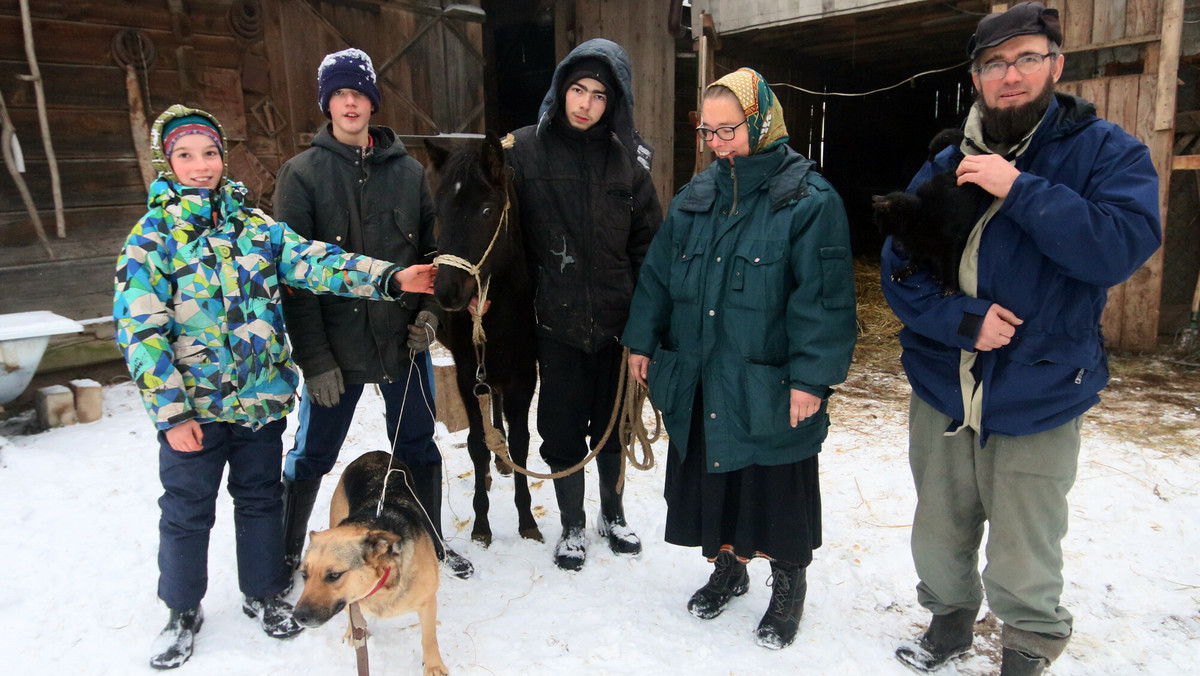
[563,0,676,202]
[0,0,484,329]
[1046,0,1172,351]
[0,0,272,321]
[263,0,485,165]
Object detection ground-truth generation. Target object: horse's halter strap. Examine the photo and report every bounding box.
[432,191,511,349]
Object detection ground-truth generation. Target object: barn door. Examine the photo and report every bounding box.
[264,0,485,158]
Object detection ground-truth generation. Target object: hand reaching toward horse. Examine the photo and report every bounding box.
[392,264,436,294]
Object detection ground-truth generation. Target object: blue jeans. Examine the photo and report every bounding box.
[157,419,289,610]
[284,352,440,482]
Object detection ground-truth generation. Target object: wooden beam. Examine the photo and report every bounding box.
[1155,0,1184,131]
[1171,154,1200,170]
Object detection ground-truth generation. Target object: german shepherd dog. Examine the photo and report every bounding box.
[293,451,448,676]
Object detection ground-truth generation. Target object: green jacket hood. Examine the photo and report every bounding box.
[150,104,229,185]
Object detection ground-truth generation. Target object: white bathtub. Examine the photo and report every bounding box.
[0,311,85,406]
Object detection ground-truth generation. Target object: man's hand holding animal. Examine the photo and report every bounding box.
[956,153,1020,199]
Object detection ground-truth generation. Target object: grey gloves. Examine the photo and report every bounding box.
[407,310,439,352]
[305,367,344,408]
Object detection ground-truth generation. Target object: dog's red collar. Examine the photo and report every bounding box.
[364,567,391,599]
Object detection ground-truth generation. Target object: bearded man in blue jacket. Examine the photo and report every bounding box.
[881,4,1161,675]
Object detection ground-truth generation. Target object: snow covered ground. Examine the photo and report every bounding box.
[1,354,1197,676]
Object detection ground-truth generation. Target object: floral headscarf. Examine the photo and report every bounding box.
[707,68,789,155]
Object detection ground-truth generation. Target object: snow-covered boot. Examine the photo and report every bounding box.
[895,605,978,672]
[552,468,587,571]
[688,550,749,619]
[999,648,1050,676]
[149,605,203,670]
[596,452,641,555]
[242,595,303,639]
[409,462,474,579]
[281,477,322,571]
[754,560,807,649]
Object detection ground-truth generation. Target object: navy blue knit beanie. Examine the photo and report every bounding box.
[317,48,381,116]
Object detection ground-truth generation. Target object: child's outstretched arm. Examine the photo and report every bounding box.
[113,219,197,429]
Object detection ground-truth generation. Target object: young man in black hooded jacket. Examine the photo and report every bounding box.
[505,38,662,571]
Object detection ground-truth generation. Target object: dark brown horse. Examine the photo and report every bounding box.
[426,132,542,546]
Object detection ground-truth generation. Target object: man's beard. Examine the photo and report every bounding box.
[977,82,1055,147]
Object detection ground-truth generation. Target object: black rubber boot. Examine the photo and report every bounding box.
[895,605,979,672]
[999,648,1050,676]
[149,606,203,670]
[688,550,749,619]
[281,478,322,571]
[408,463,474,579]
[595,453,642,555]
[551,468,587,571]
[242,595,303,639]
[755,560,808,649]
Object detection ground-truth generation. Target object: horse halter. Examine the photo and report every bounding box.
[432,189,511,353]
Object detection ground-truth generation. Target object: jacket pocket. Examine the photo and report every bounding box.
[735,362,820,437]
[727,241,786,310]
[819,246,855,309]
[646,345,683,416]
[669,237,707,303]
[392,206,420,258]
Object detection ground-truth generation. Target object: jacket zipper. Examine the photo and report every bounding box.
[730,163,739,216]
[1074,368,1084,384]
[359,145,393,384]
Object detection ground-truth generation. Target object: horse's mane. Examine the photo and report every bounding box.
[438,143,504,195]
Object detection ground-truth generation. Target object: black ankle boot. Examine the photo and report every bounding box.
[281,478,322,571]
[149,606,203,670]
[687,550,749,619]
[242,595,303,639]
[1000,647,1050,676]
[552,469,587,571]
[409,463,474,579]
[596,453,641,555]
[754,560,807,649]
[895,606,979,672]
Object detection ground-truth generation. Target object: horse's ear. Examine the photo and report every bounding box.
[482,130,506,184]
[425,139,451,171]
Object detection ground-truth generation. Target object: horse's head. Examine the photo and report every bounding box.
[427,131,515,312]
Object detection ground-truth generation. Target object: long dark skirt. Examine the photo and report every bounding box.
[663,387,822,566]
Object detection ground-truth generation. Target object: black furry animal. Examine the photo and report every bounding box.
[873,129,987,296]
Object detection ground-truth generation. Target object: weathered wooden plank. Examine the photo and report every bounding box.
[1154,0,1184,130]
[1171,154,1200,170]
[4,108,144,160]
[1107,75,1141,139]
[0,15,242,69]
[0,0,238,36]
[0,159,145,212]
[1128,0,1160,36]
[0,256,121,319]
[1092,0,1113,44]
[1063,0,1095,48]
[0,208,138,262]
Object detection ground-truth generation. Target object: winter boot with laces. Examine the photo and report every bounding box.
[688,550,749,619]
[999,648,1050,676]
[409,462,474,579]
[551,468,587,571]
[596,453,641,555]
[894,605,979,672]
[149,606,203,670]
[242,595,304,639]
[754,560,808,650]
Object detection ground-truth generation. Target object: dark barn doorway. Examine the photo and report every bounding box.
[704,0,990,258]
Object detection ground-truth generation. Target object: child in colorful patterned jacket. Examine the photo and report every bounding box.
[113,104,435,670]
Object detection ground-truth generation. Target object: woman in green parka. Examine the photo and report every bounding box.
[621,68,857,649]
